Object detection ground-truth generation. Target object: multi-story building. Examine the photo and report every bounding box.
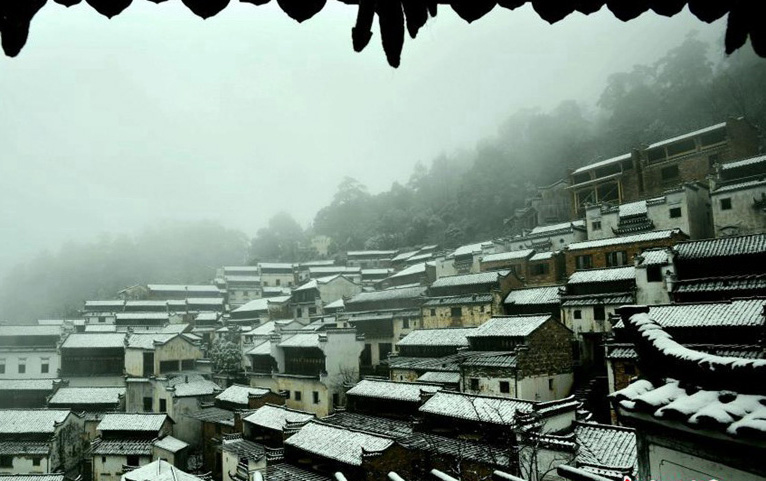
[450,241,498,274]
[505,220,587,253]
[503,285,561,318]
[146,284,223,300]
[710,153,766,237]
[258,263,295,288]
[290,274,361,321]
[59,333,127,386]
[0,326,61,380]
[124,333,203,378]
[345,250,398,269]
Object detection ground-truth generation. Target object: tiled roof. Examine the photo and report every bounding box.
[279,333,321,348]
[91,438,153,456]
[528,220,586,235]
[153,435,188,453]
[567,266,635,284]
[49,387,124,405]
[244,404,314,432]
[607,343,764,361]
[392,251,418,262]
[567,229,680,251]
[185,407,235,426]
[388,355,465,373]
[416,371,461,384]
[346,379,441,402]
[347,250,398,257]
[399,432,512,467]
[0,325,61,337]
[234,297,287,314]
[246,321,277,336]
[572,153,632,175]
[148,284,220,293]
[122,460,204,481]
[324,298,344,310]
[321,412,413,439]
[126,333,180,349]
[265,463,332,481]
[390,262,426,278]
[636,248,670,266]
[397,328,474,347]
[504,286,562,305]
[575,422,636,475]
[618,200,647,218]
[85,325,118,332]
[430,271,510,289]
[0,379,55,391]
[720,154,766,171]
[419,391,533,425]
[614,299,765,330]
[0,410,70,434]
[224,275,261,283]
[481,249,534,263]
[713,178,766,194]
[171,379,221,398]
[347,286,426,304]
[116,312,170,321]
[85,300,126,308]
[529,251,556,261]
[422,294,493,306]
[97,413,168,432]
[560,292,634,307]
[215,384,270,405]
[0,475,62,481]
[453,241,493,257]
[348,311,394,322]
[460,352,519,368]
[61,333,126,349]
[0,441,51,456]
[467,315,550,338]
[675,233,766,260]
[247,340,273,356]
[284,421,394,466]
[673,274,766,293]
[308,266,361,275]
[221,438,265,459]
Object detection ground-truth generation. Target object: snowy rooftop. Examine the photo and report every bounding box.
[527,220,586,236]
[153,435,189,453]
[567,229,680,251]
[324,298,344,310]
[244,404,314,431]
[127,333,188,349]
[567,266,635,284]
[572,153,632,175]
[480,249,534,264]
[422,293,494,306]
[720,153,766,171]
[529,251,556,261]
[618,200,647,218]
[430,270,510,289]
[0,325,61,337]
[346,379,441,402]
[171,379,221,398]
[97,413,168,432]
[233,296,290,314]
[116,312,170,320]
[467,315,551,338]
[391,250,418,262]
[215,384,270,405]
[0,379,55,391]
[713,177,766,194]
[284,421,394,466]
[397,328,474,347]
[416,371,461,384]
[0,410,70,434]
[49,387,125,406]
[419,391,533,425]
[636,248,670,266]
[453,241,493,257]
[0,476,64,481]
[504,286,561,305]
[575,421,637,477]
[647,121,726,150]
[279,333,321,349]
[347,286,426,304]
[308,266,361,274]
[390,262,427,278]
[224,275,261,283]
[61,333,126,349]
[674,233,766,260]
[347,250,398,257]
[265,464,332,481]
[122,459,203,481]
[614,299,766,330]
[147,284,220,293]
[674,274,766,294]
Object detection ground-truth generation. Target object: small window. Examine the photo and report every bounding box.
[402,318,409,329]
[669,207,682,218]
[313,391,320,404]
[531,263,549,276]
[479,305,485,313]
[661,164,680,181]
[470,378,479,391]
[308,307,317,315]
[0,360,5,375]
[450,307,462,318]
[429,309,436,316]
[296,308,302,317]
[576,255,593,270]
[276,279,281,286]
[594,305,606,321]
[101,456,106,464]
[98,316,106,323]
[720,198,732,210]
[18,359,26,374]
[41,359,49,374]
[33,457,41,467]
[548,379,554,391]
[332,393,340,406]
[294,391,302,401]
[499,381,510,394]
[646,265,662,283]
[1,456,13,468]
[285,390,291,399]
[606,250,629,267]
[159,398,167,413]
[143,397,153,412]
[126,455,140,467]
[591,221,602,231]
[573,310,582,320]
[624,363,636,376]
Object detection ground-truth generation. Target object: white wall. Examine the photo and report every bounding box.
[636,265,673,305]
[94,454,151,481]
[0,455,49,475]
[649,443,757,481]
[712,184,766,237]
[0,349,59,379]
[517,373,573,402]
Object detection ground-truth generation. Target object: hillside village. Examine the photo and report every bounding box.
[2,118,766,481]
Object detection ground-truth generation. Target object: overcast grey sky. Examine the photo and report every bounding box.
[0,2,725,273]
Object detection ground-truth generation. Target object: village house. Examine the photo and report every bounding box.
[563,228,686,275]
[505,221,587,253]
[461,315,574,401]
[258,263,295,289]
[360,268,393,287]
[479,249,534,274]
[428,270,518,301]
[524,251,566,286]
[346,250,398,269]
[503,285,561,318]
[290,275,361,321]
[48,386,125,413]
[115,312,171,329]
[584,183,713,241]
[83,301,125,325]
[242,403,314,448]
[0,326,61,380]
[508,179,573,234]
[219,433,266,481]
[633,248,675,305]
[185,407,236,477]
[560,266,635,368]
[248,329,364,417]
[710,154,766,237]
[610,305,766,481]
[59,333,127,386]
[345,285,427,312]
[345,379,442,418]
[146,285,223,300]
[214,384,283,411]
[568,118,759,217]
[669,232,766,302]
[0,409,85,477]
[450,241,498,274]
[346,307,420,372]
[228,296,292,326]
[380,262,430,289]
[221,266,261,308]
[124,333,203,378]
[0,379,58,408]
[388,327,474,382]
[295,260,336,284]
[390,250,419,271]
[120,459,203,481]
[421,293,495,329]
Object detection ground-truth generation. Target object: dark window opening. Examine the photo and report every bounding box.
[41,362,49,374]
[143,397,153,412]
[531,263,550,276]
[294,391,302,401]
[402,318,409,329]
[624,363,636,376]
[450,307,462,318]
[647,148,665,163]
[720,198,732,210]
[470,378,479,391]
[669,207,682,218]
[646,265,663,282]
[661,164,680,181]
[159,398,167,413]
[548,379,554,390]
[313,391,320,404]
[429,309,436,316]
[573,310,582,320]
[666,138,696,157]
[499,381,510,394]
[700,129,726,146]
[592,221,602,230]
[576,255,593,270]
[606,250,629,267]
[594,306,606,321]
[33,458,41,467]
[126,455,140,467]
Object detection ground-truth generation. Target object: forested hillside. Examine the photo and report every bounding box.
[251,34,766,259]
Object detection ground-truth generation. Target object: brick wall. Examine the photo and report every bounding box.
[515,320,573,379]
[564,233,685,275]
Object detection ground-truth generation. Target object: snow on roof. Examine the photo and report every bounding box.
[618,299,766,330]
[675,233,766,260]
[636,248,670,266]
[346,379,441,402]
[265,464,332,481]
[347,250,398,257]
[712,178,766,194]
[147,284,220,293]
[279,333,321,349]
[528,220,586,235]
[258,263,295,270]
[185,297,225,305]
[215,384,270,405]
[567,229,680,251]
[419,391,533,425]
[390,262,426,278]
[91,439,153,456]
[224,265,260,273]
[572,153,632,175]
[61,333,126,349]
[430,271,509,289]
[416,371,461,384]
[391,251,418,262]
[122,459,203,481]
[0,410,71,434]
[561,293,634,307]
[0,476,64,481]
[397,328,474,347]
[618,200,647,218]
[325,298,344,310]
[0,325,61,337]
[153,435,189,453]
[309,266,361,274]
[422,294,494,307]
[97,413,168,432]
[85,325,118,332]
[453,241,493,257]
[529,251,556,261]
[0,379,55,391]
[567,266,635,284]
[674,274,766,294]
[171,379,221,398]
[85,300,126,308]
[233,298,270,313]
[116,312,170,320]
[647,121,726,150]
[347,286,426,304]
[467,315,551,338]
[504,286,561,305]
[244,404,314,431]
[284,421,394,466]
[36,319,65,325]
[224,275,261,283]
[49,387,125,405]
[480,249,534,264]
[294,279,319,292]
[246,340,272,356]
[720,153,766,171]
[126,333,187,349]
[574,422,636,475]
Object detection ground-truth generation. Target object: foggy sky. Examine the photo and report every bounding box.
[0,2,726,273]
